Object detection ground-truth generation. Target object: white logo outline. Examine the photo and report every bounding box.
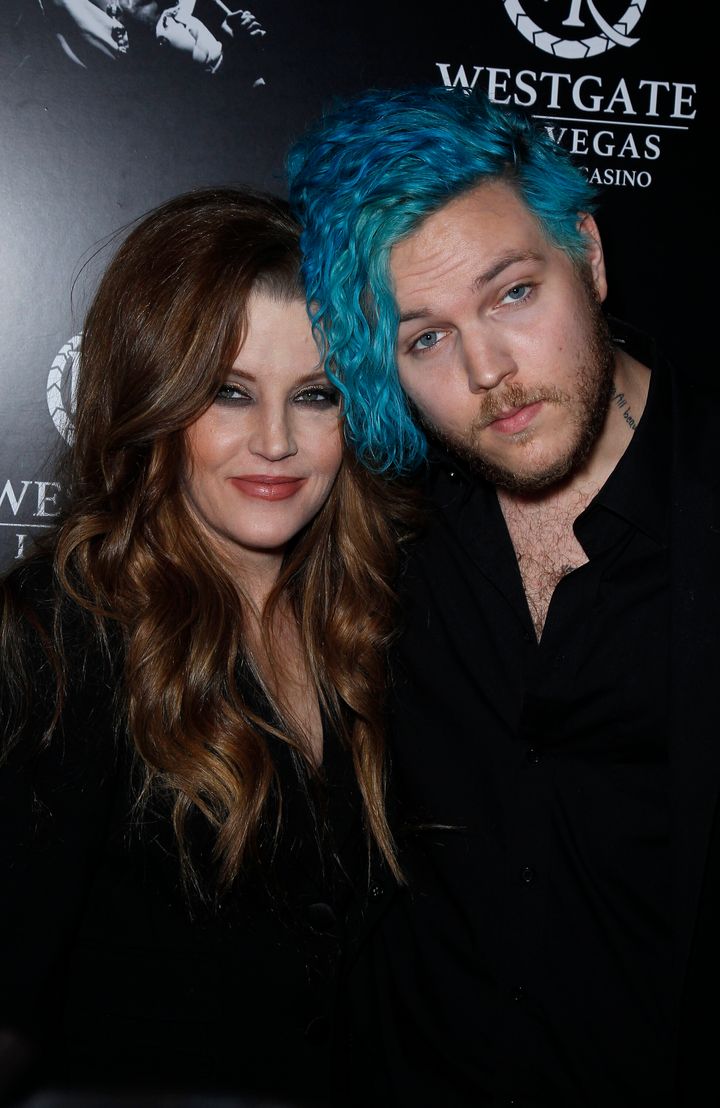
[47,334,82,444]
[503,0,647,59]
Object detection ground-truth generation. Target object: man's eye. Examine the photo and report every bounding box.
[294,386,340,408]
[215,383,251,405]
[412,330,445,352]
[502,283,532,304]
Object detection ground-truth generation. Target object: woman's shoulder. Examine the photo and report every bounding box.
[1,551,123,737]
[3,550,118,653]
[2,549,57,606]
[1,552,63,677]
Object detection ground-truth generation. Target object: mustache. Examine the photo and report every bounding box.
[471,382,569,431]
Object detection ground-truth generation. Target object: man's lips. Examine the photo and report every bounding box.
[486,400,544,435]
[229,475,305,500]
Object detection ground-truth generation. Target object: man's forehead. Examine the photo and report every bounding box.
[389,181,545,290]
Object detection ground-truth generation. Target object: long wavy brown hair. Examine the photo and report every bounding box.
[2,186,417,890]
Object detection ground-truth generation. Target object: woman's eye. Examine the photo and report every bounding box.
[215,382,251,405]
[293,386,340,409]
[501,283,533,305]
[413,331,442,352]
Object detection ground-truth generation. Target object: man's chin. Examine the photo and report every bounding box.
[477,453,580,496]
[446,440,582,496]
[426,415,601,495]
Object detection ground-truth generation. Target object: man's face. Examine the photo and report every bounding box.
[390,181,615,494]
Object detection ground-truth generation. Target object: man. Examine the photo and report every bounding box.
[286,87,719,1108]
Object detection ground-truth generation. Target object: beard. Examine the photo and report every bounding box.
[420,276,616,496]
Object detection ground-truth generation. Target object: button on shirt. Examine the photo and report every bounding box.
[371,336,674,1108]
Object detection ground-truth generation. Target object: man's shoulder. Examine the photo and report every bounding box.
[666,356,720,469]
[611,317,719,438]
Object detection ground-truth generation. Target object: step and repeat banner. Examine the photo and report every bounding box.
[0,1,703,571]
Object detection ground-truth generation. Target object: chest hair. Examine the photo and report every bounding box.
[498,489,595,641]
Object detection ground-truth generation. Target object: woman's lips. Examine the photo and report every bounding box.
[488,400,544,435]
[230,475,305,500]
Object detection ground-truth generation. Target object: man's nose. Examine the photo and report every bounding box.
[462,330,516,393]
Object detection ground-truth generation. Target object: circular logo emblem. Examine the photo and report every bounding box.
[503,0,646,59]
[47,334,82,443]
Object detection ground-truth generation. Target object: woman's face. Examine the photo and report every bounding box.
[184,291,343,581]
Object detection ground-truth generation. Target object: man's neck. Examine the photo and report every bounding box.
[497,349,651,639]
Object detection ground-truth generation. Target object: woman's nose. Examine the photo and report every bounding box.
[247,406,298,461]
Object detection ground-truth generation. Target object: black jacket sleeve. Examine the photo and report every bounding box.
[0,560,121,1045]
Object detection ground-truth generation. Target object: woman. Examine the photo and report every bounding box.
[0,187,412,1106]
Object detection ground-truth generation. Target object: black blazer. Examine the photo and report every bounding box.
[0,560,365,1107]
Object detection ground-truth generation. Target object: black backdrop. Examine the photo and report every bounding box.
[0,1,706,572]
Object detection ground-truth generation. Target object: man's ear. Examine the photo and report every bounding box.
[577,212,607,303]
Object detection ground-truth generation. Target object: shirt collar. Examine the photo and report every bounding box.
[589,317,670,545]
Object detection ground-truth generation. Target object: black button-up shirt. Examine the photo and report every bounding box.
[366,330,674,1107]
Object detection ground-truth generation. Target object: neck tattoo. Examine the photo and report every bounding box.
[611,385,638,432]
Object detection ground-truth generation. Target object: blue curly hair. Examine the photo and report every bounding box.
[287,85,600,473]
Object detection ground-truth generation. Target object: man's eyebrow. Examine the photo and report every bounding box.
[397,250,544,324]
[398,307,435,324]
[473,250,544,290]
